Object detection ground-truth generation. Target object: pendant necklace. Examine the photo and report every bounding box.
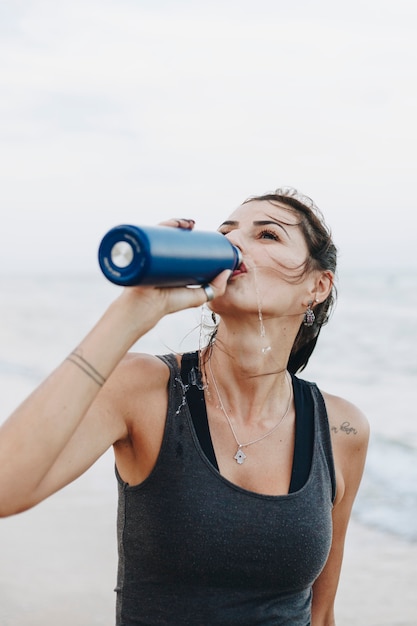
[207,359,293,465]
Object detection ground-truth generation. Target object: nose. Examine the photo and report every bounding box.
[225,233,244,267]
[224,228,244,253]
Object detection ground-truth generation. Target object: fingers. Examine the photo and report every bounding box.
[202,284,215,302]
[198,270,231,305]
[163,269,232,315]
[121,269,231,323]
[158,218,195,230]
[200,267,232,302]
[210,269,232,291]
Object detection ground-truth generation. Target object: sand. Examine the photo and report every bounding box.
[335,520,417,625]
[0,452,416,626]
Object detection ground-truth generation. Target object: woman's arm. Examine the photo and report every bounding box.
[311,394,370,626]
[0,274,229,517]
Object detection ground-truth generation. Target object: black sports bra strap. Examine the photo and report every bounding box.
[180,353,218,469]
[289,375,314,493]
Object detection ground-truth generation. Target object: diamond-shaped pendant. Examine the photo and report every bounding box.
[234,448,247,464]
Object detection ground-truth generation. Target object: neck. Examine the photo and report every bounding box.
[203,319,295,427]
[209,314,297,379]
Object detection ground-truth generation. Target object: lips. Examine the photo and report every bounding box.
[231,262,247,277]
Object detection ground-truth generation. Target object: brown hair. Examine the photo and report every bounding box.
[245,187,337,373]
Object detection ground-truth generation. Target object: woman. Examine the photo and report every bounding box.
[0,188,369,625]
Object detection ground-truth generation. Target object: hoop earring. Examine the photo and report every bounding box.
[303,303,315,327]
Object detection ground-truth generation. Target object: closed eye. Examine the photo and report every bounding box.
[258,228,280,241]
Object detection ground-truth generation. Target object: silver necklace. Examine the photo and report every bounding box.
[207,359,293,465]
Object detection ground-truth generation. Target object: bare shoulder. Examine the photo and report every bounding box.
[114,351,171,388]
[98,351,172,420]
[321,390,370,503]
[321,390,369,445]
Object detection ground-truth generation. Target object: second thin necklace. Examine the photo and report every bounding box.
[207,358,293,465]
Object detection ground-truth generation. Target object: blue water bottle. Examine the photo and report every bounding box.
[98,224,242,287]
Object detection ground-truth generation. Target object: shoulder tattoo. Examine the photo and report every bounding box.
[331,421,358,436]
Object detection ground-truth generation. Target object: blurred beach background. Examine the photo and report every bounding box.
[1,0,417,624]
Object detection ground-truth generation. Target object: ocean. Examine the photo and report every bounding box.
[1,269,416,542]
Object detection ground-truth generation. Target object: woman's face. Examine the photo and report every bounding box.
[213,199,314,320]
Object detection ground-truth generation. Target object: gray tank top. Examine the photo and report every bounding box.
[115,353,336,626]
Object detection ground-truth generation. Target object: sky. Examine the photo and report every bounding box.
[1,0,416,274]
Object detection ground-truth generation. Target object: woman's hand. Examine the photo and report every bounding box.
[158,217,196,229]
[117,268,230,329]
[115,217,231,326]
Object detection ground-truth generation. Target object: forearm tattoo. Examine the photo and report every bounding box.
[331,421,358,436]
[66,351,106,387]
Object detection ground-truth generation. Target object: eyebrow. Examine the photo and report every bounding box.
[219,218,295,238]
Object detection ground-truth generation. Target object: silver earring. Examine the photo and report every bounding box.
[303,303,315,327]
